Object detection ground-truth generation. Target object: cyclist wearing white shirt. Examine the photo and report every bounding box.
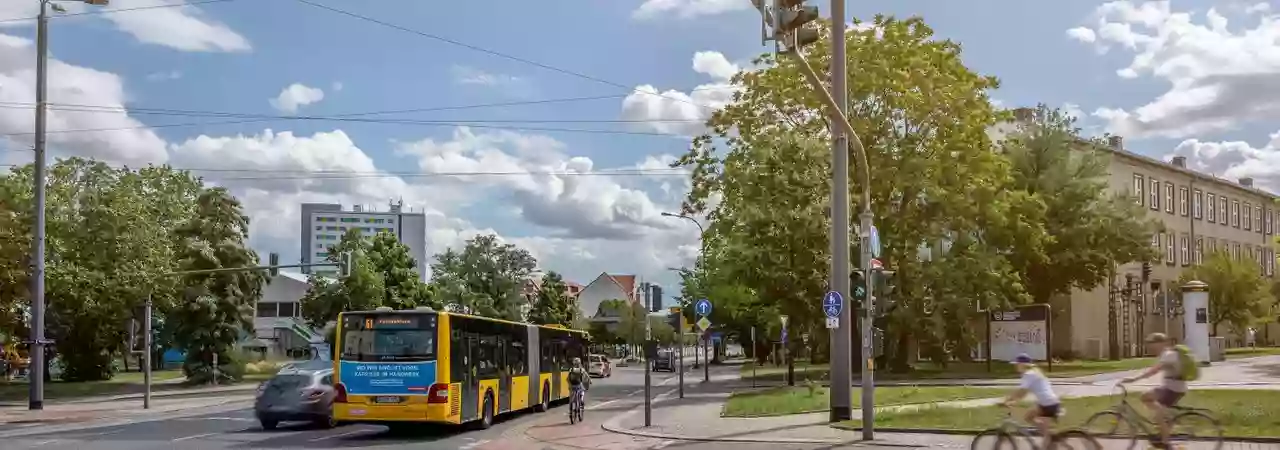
[1003,353,1060,450]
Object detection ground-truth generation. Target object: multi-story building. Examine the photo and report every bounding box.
[299,201,428,280]
[1000,109,1278,359]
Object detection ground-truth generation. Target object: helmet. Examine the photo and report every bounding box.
[572,357,582,365]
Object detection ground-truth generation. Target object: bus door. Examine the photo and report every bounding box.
[550,340,563,398]
[456,330,479,421]
[497,335,512,412]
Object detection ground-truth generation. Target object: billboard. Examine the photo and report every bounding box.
[989,305,1050,362]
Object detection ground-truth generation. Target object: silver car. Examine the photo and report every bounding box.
[254,361,338,430]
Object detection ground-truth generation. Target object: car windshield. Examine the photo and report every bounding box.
[590,356,604,363]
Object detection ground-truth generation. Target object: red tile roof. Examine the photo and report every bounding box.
[608,274,637,302]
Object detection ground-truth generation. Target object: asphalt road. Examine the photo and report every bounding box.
[4,363,683,450]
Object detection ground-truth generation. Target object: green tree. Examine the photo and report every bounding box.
[1001,105,1161,306]
[300,229,386,328]
[170,188,266,384]
[616,301,649,347]
[0,198,28,337]
[367,231,435,310]
[428,234,536,320]
[674,16,1037,370]
[527,271,577,325]
[1180,250,1273,336]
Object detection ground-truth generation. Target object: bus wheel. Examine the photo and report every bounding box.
[536,383,550,412]
[478,393,494,430]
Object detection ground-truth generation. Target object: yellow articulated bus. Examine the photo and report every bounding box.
[332,306,589,429]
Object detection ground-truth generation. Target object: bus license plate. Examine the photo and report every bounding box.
[374,396,403,404]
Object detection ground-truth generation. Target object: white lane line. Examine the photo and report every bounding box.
[587,398,623,410]
[459,438,491,449]
[172,432,219,442]
[308,429,369,442]
[30,440,61,447]
[653,439,676,449]
[176,417,254,422]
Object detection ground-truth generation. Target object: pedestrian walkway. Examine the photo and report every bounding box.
[598,356,1280,449]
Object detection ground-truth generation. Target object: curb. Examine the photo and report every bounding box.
[0,384,258,408]
[828,424,1280,444]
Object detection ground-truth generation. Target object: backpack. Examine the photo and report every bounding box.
[568,368,584,384]
[1173,345,1199,381]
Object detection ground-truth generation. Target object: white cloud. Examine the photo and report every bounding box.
[1070,0,1280,139]
[450,66,533,96]
[269,83,326,114]
[0,32,166,166]
[1168,129,1280,193]
[1066,26,1097,43]
[620,51,742,136]
[331,81,344,92]
[632,0,747,20]
[145,70,183,82]
[0,0,252,52]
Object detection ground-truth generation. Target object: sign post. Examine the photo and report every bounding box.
[824,291,843,329]
[696,299,712,383]
[780,315,790,385]
[750,326,757,388]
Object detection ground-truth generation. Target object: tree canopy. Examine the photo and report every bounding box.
[428,234,537,321]
[1180,250,1273,336]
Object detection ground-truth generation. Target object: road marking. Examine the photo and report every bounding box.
[172,432,219,442]
[29,440,61,447]
[459,438,490,449]
[309,429,368,442]
[652,439,676,449]
[176,417,254,422]
[587,398,623,410]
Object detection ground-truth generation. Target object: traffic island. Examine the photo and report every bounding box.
[834,389,1280,441]
[722,385,1006,417]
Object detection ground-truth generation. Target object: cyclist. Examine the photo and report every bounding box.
[1121,332,1187,449]
[1003,353,1060,450]
[568,357,591,416]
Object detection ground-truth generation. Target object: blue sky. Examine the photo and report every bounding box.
[1,0,1277,300]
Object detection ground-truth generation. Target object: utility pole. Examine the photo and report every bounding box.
[27,0,110,412]
[751,0,875,435]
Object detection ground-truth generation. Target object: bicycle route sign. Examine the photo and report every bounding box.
[822,291,843,318]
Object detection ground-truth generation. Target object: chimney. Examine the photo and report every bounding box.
[1108,135,1124,151]
[1239,177,1254,187]
[1013,107,1034,122]
[1171,156,1186,168]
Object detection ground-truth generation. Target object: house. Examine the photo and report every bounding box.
[252,271,330,360]
[576,273,638,321]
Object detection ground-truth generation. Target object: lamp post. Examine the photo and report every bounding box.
[661,212,709,383]
[27,0,110,411]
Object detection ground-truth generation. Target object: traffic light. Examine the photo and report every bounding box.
[773,0,820,52]
[1142,262,1152,279]
[668,307,682,332]
[337,251,353,278]
[268,252,280,277]
[874,270,897,316]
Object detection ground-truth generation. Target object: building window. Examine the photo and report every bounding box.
[316,244,324,249]
[316,251,328,258]
[256,302,277,318]
[1268,209,1274,235]
[1164,182,1174,214]
[1231,200,1240,228]
[279,302,297,317]
[1233,242,1241,260]
[1195,238,1203,265]
[1255,205,1263,233]
[1206,193,1216,222]
[1151,233,1160,253]
[1179,234,1190,266]
[1149,178,1160,210]
[1219,197,1228,226]
[1165,232,1175,265]
[1244,202,1253,231]
[1133,174,1145,206]
[315,225,322,230]
[1178,187,1189,216]
[1193,189,1203,219]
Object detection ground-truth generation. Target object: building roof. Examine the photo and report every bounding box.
[608,274,637,302]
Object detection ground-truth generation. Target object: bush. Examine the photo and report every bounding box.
[182,348,244,385]
[245,360,285,375]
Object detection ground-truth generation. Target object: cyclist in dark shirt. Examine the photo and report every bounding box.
[568,357,590,404]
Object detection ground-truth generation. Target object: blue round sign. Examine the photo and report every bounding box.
[869,225,882,259]
[823,291,843,318]
[695,298,712,316]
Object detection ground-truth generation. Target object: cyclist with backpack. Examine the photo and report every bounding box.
[1121,332,1196,449]
[568,357,591,418]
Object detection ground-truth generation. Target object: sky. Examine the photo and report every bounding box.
[0,0,1278,303]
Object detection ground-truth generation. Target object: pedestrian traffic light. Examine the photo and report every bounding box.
[337,251,353,278]
[850,270,868,304]
[1142,261,1152,279]
[268,252,279,277]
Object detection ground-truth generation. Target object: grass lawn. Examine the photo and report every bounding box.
[0,369,276,402]
[837,389,1280,438]
[722,385,1007,417]
[1224,347,1280,359]
[742,358,1156,383]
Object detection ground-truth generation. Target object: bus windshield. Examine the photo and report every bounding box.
[340,313,437,362]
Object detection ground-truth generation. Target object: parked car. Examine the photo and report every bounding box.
[652,350,676,372]
[588,354,612,378]
[254,360,338,430]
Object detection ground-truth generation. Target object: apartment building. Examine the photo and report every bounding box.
[299,201,428,280]
[1057,136,1277,359]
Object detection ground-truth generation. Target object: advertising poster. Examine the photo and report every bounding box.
[989,306,1049,362]
[338,361,437,396]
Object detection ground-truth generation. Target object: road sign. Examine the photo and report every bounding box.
[826,317,839,329]
[823,291,843,318]
[696,316,712,332]
[870,225,881,258]
[870,258,883,270]
[780,315,789,341]
[695,298,712,317]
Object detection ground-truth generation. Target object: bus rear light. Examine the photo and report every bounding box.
[427,383,450,403]
[335,382,348,403]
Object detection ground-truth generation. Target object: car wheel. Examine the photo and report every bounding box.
[260,418,279,430]
[314,412,337,429]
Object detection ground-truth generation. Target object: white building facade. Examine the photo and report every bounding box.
[299,201,428,280]
[253,271,331,360]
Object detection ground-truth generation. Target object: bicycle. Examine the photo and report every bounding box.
[569,386,585,424]
[1082,384,1223,450]
[971,405,1099,450]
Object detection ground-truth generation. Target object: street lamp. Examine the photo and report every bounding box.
[27,0,109,411]
[661,211,709,383]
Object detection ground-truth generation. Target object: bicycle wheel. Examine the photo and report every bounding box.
[1051,429,1101,450]
[1081,410,1138,450]
[1170,410,1222,450]
[970,429,1018,450]
[569,402,579,424]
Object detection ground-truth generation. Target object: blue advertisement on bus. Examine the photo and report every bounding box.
[339,361,437,396]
